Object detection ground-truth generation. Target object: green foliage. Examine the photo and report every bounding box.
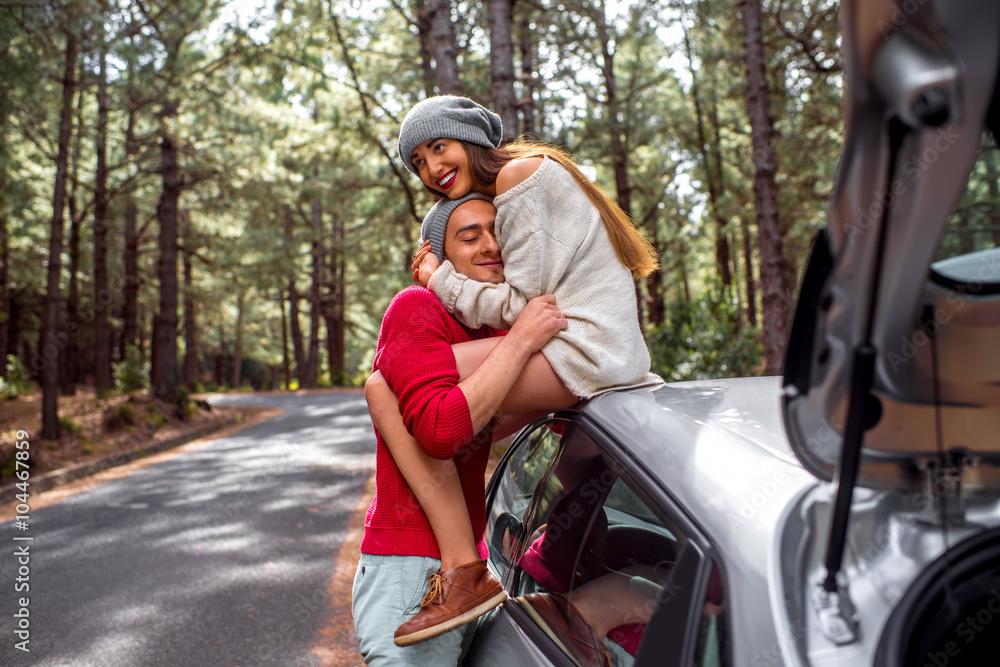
[102,401,137,432]
[647,285,763,382]
[176,385,197,420]
[0,355,33,400]
[1,0,846,394]
[114,347,149,394]
[58,415,88,443]
[145,409,168,430]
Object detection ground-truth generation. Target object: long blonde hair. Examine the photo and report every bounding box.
[462,140,660,280]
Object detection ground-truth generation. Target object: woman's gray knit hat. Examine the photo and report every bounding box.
[398,96,503,175]
[421,193,494,263]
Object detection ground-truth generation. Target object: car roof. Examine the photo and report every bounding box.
[582,375,817,547]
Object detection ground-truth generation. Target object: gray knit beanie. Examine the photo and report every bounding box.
[398,96,503,175]
[421,193,494,263]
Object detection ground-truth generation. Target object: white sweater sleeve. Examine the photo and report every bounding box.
[426,225,542,330]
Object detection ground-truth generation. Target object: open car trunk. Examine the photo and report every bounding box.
[782,0,1000,495]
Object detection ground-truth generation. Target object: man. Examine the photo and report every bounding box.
[352,193,566,665]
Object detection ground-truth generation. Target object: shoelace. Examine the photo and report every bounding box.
[420,572,444,608]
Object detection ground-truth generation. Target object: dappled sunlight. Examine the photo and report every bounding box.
[0,393,375,665]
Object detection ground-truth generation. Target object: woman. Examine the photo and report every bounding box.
[368,95,662,647]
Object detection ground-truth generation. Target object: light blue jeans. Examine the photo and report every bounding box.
[352,553,472,666]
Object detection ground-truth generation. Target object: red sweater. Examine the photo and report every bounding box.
[361,286,502,559]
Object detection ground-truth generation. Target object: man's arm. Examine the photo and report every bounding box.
[456,294,565,434]
[375,289,565,459]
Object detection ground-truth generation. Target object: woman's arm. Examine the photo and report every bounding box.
[427,249,540,330]
[426,158,555,329]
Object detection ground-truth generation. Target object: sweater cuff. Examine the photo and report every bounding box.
[427,260,464,314]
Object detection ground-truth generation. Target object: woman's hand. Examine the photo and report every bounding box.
[411,240,440,287]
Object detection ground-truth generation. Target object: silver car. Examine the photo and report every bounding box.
[463,0,1000,665]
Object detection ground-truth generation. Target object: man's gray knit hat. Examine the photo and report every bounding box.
[398,96,503,175]
[421,193,494,263]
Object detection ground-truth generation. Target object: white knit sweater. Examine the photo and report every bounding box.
[427,157,662,398]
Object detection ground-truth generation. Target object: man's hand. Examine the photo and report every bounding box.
[411,240,440,286]
[506,294,566,354]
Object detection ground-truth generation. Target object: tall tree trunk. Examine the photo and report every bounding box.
[61,71,87,396]
[591,4,644,329]
[304,197,322,387]
[62,190,81,395]
[592,6,631,217]
[415,0,436,96]
[428,0,462,95]
[152,99,181,403]
[517,10,537,137]
[215,326,226,387]
[6,293,21,373]
[122,62,140,353]
[280,291,290,390]
[41,31,79,439]
[741,216,758,328]
[94,42,113,392]
[123,199,139,350]
[739,0,792,374]
[488,0,518,138]
[675,212,691,303]
[182,237,197,389]
[323,212,346,384]
[231,293,244,389]
[138,305,147,359]
[640,205,666,326]
[285,202,306,385]
[288,284,306,384]
[0,68,10,374]
[645,227,666,327]
[683,21,731,287]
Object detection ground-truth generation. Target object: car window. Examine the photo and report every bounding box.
[932,130,1000,288]
[691,562,729,667]
[493,421,698,666]
[487,419,565,577]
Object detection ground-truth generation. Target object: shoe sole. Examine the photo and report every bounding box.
[393,590,508,647]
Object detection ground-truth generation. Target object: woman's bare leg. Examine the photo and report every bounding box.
[567,573,661,639]
[365,341,576,570]
[452,337,578,414]
[365,372,479,571]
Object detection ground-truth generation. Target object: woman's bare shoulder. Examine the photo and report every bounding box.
[495,157,545,195]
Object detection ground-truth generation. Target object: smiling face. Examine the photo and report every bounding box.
[411,138,476,199]
[443,199,503,284]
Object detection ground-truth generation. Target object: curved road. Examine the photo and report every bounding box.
[0,392,375,666]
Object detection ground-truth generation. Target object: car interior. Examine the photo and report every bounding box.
[485,418,730,667]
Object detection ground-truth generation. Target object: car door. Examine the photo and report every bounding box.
[464,414,731,667]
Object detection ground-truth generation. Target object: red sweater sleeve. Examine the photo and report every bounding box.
[374,288,478,459]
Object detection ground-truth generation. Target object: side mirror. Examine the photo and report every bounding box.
[491,511,523,568]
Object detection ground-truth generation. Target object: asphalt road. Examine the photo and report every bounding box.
[0,392,375,666]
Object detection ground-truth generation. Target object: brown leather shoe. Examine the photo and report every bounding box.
[393,560,507,646]
[517,593,612,667]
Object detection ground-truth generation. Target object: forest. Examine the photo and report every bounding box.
[0,0,844,438]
